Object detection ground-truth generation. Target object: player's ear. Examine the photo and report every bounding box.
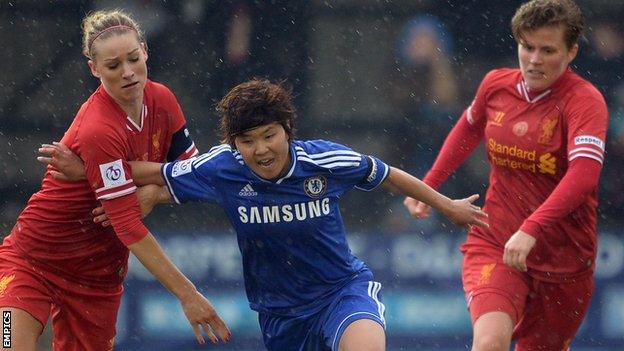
[88,60,100,78]
[284,122,292,140]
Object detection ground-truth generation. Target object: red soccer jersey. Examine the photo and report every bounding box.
[426,68,608,281]
[6,80,198,286]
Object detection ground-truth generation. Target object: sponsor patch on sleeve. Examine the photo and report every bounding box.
[99,159,127,188]
[171,158,194,177]
[574,135,605,150]
[366,156,378,183]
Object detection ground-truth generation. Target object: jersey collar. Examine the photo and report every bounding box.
[274,143,297,184]
[516,67,571,103]
[97,84,147,131]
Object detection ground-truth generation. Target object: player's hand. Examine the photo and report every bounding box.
[92,185,165,226]
[37,141,86,181]
[403,197,432,219]
[503,230,536,272]
[92,206,110,227]
[134,184,166,218]
[443,194,489,229]
[179,290,231,344]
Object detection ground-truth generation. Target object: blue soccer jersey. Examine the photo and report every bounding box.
[161,139,389,316]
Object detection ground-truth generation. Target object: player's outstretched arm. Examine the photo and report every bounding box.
[37,142,167,187]
[92,184,172,227]
[127,160,167,186]
[383,166,488,229]
[128,233,231,344]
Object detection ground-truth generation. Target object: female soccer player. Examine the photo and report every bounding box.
[0,9,230,350]
[403,0,608,350]
[44,78,489,351]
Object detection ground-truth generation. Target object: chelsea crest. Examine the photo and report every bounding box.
[304,176,327,198]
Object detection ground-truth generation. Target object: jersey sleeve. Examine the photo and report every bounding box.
[519,86,608,239]
[421,71,496,188]
[566,87,608,165]
[159,85,199,161]
[520,158,601,238]
[464,69,498,128]
[354,155,390,191]
[161,145,230,204]
[302,140,389,191]
[75,119,148,246]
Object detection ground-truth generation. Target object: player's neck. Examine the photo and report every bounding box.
[118,99,143,126]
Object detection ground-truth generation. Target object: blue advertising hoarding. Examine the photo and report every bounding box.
[115,231,624,351]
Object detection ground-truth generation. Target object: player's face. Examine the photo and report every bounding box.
[234,122,291,180]
[88,32,148,106]
[518,24,578,91]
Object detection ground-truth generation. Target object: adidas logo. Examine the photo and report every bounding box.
[238,184,258,197]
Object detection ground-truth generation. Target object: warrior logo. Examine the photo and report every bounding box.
[489,111,505,127]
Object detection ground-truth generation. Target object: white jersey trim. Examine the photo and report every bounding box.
[569,147,604,164]
[517,81,551,103]
[97,185,137,200]
[126,104,147,131]
[162,164,181,204]
[185,142,198,155]
[193,145,232,169]
[330,281,386,350]
[95,179,133,194]
[295,147,362,169]
[466,100,474,125]
[569,152,603,164]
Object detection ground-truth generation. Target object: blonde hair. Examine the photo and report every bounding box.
[81,9,145,59]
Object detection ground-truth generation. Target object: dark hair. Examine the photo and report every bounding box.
[82,9,145,59]
[217,78,297,146]
[511,0,584,49]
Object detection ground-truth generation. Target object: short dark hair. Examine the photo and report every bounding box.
[511,0,584,49]
[217,78,297,146]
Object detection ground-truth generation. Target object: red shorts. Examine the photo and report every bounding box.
[462,246,593,350]
[0,244,123,351]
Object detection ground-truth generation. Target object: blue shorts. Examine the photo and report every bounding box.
[258,277,386,351]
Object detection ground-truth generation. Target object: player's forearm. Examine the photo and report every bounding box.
[423,114,482,189]
[384,167,453,213]
[129,161,166,186]
[520,158,601,238]
[128,233,198,300]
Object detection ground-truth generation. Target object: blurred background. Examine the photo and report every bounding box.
[1,0,623,350]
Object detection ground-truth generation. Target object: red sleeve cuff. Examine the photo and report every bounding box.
[117,221,149,246]
[100,192,150,246]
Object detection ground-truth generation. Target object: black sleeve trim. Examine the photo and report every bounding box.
[167,124,193,161]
